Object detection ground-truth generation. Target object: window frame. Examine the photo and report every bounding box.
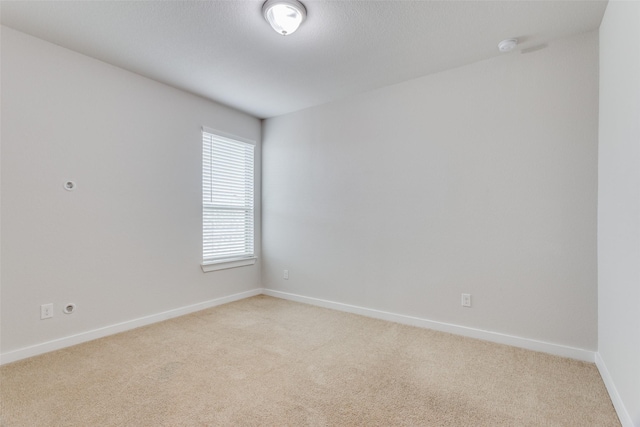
[201,127,256,272]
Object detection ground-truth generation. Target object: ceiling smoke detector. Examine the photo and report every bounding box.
[262,0,307,36]
[498,38,518,53]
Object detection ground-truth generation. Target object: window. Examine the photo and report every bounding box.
[201,128,255,272]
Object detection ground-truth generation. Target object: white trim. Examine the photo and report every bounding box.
[201,257,257,272]
[0,286,598,367]
[201,126,255,146]
[263,289,596,362]
[0,288,262,366]
[595,352,634,427]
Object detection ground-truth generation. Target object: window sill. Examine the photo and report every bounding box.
[201,257,257,272]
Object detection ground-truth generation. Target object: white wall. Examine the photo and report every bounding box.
[0,27,262,357]
[597,1,640,426]
[262,31,599,351]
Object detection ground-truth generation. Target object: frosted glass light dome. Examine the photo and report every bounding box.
[263,0,307,36]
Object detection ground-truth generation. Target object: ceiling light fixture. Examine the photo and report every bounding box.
[498,38,518,53]
[262,0,306,36]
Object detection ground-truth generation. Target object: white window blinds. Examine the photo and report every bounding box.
[202,130,255,264]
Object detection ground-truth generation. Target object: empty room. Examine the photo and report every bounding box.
[0,0,638,426]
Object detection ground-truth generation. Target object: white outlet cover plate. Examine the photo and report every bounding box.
[462,294,472,307]
[41,303,54,319]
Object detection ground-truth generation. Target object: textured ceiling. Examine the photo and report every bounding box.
[0,1,607,119]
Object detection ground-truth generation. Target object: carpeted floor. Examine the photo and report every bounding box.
[0,295,620,426]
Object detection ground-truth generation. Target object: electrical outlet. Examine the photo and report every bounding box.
[283,269,289,280]
[41,303,54,319]
[461,294,471,307]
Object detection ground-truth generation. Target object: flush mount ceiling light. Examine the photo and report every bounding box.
[498,38,518,53]
[262,0,307,36]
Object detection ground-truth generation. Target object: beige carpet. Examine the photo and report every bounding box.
[0,295,619,426]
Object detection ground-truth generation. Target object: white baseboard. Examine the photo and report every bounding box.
[0,288,262,366]
[596,352,635,427]
[263,289,596,363]
[5,286,627,423]
[0,287,597,366]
